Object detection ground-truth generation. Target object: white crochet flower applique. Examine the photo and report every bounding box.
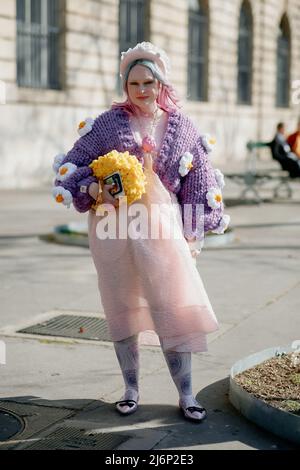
[52,153,66,173]
[214,168,225,189]
[179,152,194,177]
[56,162,78,182]
[77,117,95,137]
[52,186,73,208]
[206,187,223,209]
[212,214,231,234]
[201,134,216,153]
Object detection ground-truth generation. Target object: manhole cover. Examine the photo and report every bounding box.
[23,427,130,450]
[0,401,74,449]
[18,315,111,342]
[0,409,24,441]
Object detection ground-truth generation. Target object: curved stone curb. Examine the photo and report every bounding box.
[41,223,235,249]
[39,222,89,248]
[229,341,300,445]
[43,233,89,248]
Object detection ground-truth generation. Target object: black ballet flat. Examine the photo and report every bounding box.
[115,399,138,416]
[179,402,207,422]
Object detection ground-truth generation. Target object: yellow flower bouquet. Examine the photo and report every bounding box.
[89,150,147,208]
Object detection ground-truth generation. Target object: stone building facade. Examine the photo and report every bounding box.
[0,0,299,188]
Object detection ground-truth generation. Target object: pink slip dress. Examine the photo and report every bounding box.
[88,111,219,352]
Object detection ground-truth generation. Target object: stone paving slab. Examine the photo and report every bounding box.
[0,187,300,450]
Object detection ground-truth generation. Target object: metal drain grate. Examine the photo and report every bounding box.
[0,401,74,449]
[23,427,130,450]
[18,315,112,342]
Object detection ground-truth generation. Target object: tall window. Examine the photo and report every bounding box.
[276,14,291,108]
[16,0,63,89]
[187,0,209,101]
[237,0,253,104]
[118,0,149,90]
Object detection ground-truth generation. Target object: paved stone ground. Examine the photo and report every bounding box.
[0,179,299,450]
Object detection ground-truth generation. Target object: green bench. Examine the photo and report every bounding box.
[224,140,293,203]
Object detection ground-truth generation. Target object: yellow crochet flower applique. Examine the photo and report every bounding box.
[56,162,78,182]
[179,152,194,177]
[52,186,73,208]
[77,117,95,137]
[202,134,216,153]
[89,150,147,207]
[206,187,223,209]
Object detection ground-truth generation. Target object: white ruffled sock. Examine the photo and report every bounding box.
[113,335,140,411]
[162,349,205,419]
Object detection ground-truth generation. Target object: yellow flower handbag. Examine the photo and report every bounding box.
[89,150,147,210]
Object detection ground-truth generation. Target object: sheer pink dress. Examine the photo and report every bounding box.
[88,111,219,352]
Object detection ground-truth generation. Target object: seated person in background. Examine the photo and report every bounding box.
[269,122,300,178]
[287,119,300,159]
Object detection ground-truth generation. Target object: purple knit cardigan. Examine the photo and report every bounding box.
[54,107,224,239]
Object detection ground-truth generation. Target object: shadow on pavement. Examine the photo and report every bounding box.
[0,380,297,450]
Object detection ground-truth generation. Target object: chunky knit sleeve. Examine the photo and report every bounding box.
[52,116,106,213]
[177,137,224,240]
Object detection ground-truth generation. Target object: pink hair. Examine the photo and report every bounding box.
[112,82,182,115]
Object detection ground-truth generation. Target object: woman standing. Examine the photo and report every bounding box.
[53,42,229,422]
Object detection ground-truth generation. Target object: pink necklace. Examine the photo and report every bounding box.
[136,108,160,154]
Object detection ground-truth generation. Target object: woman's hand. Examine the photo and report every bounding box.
[88,181,119,208]
[190,247,201,258]
[102,184,119,208]
[185,237,202,258]
[88,182,100,200]
[185,236,196,243]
